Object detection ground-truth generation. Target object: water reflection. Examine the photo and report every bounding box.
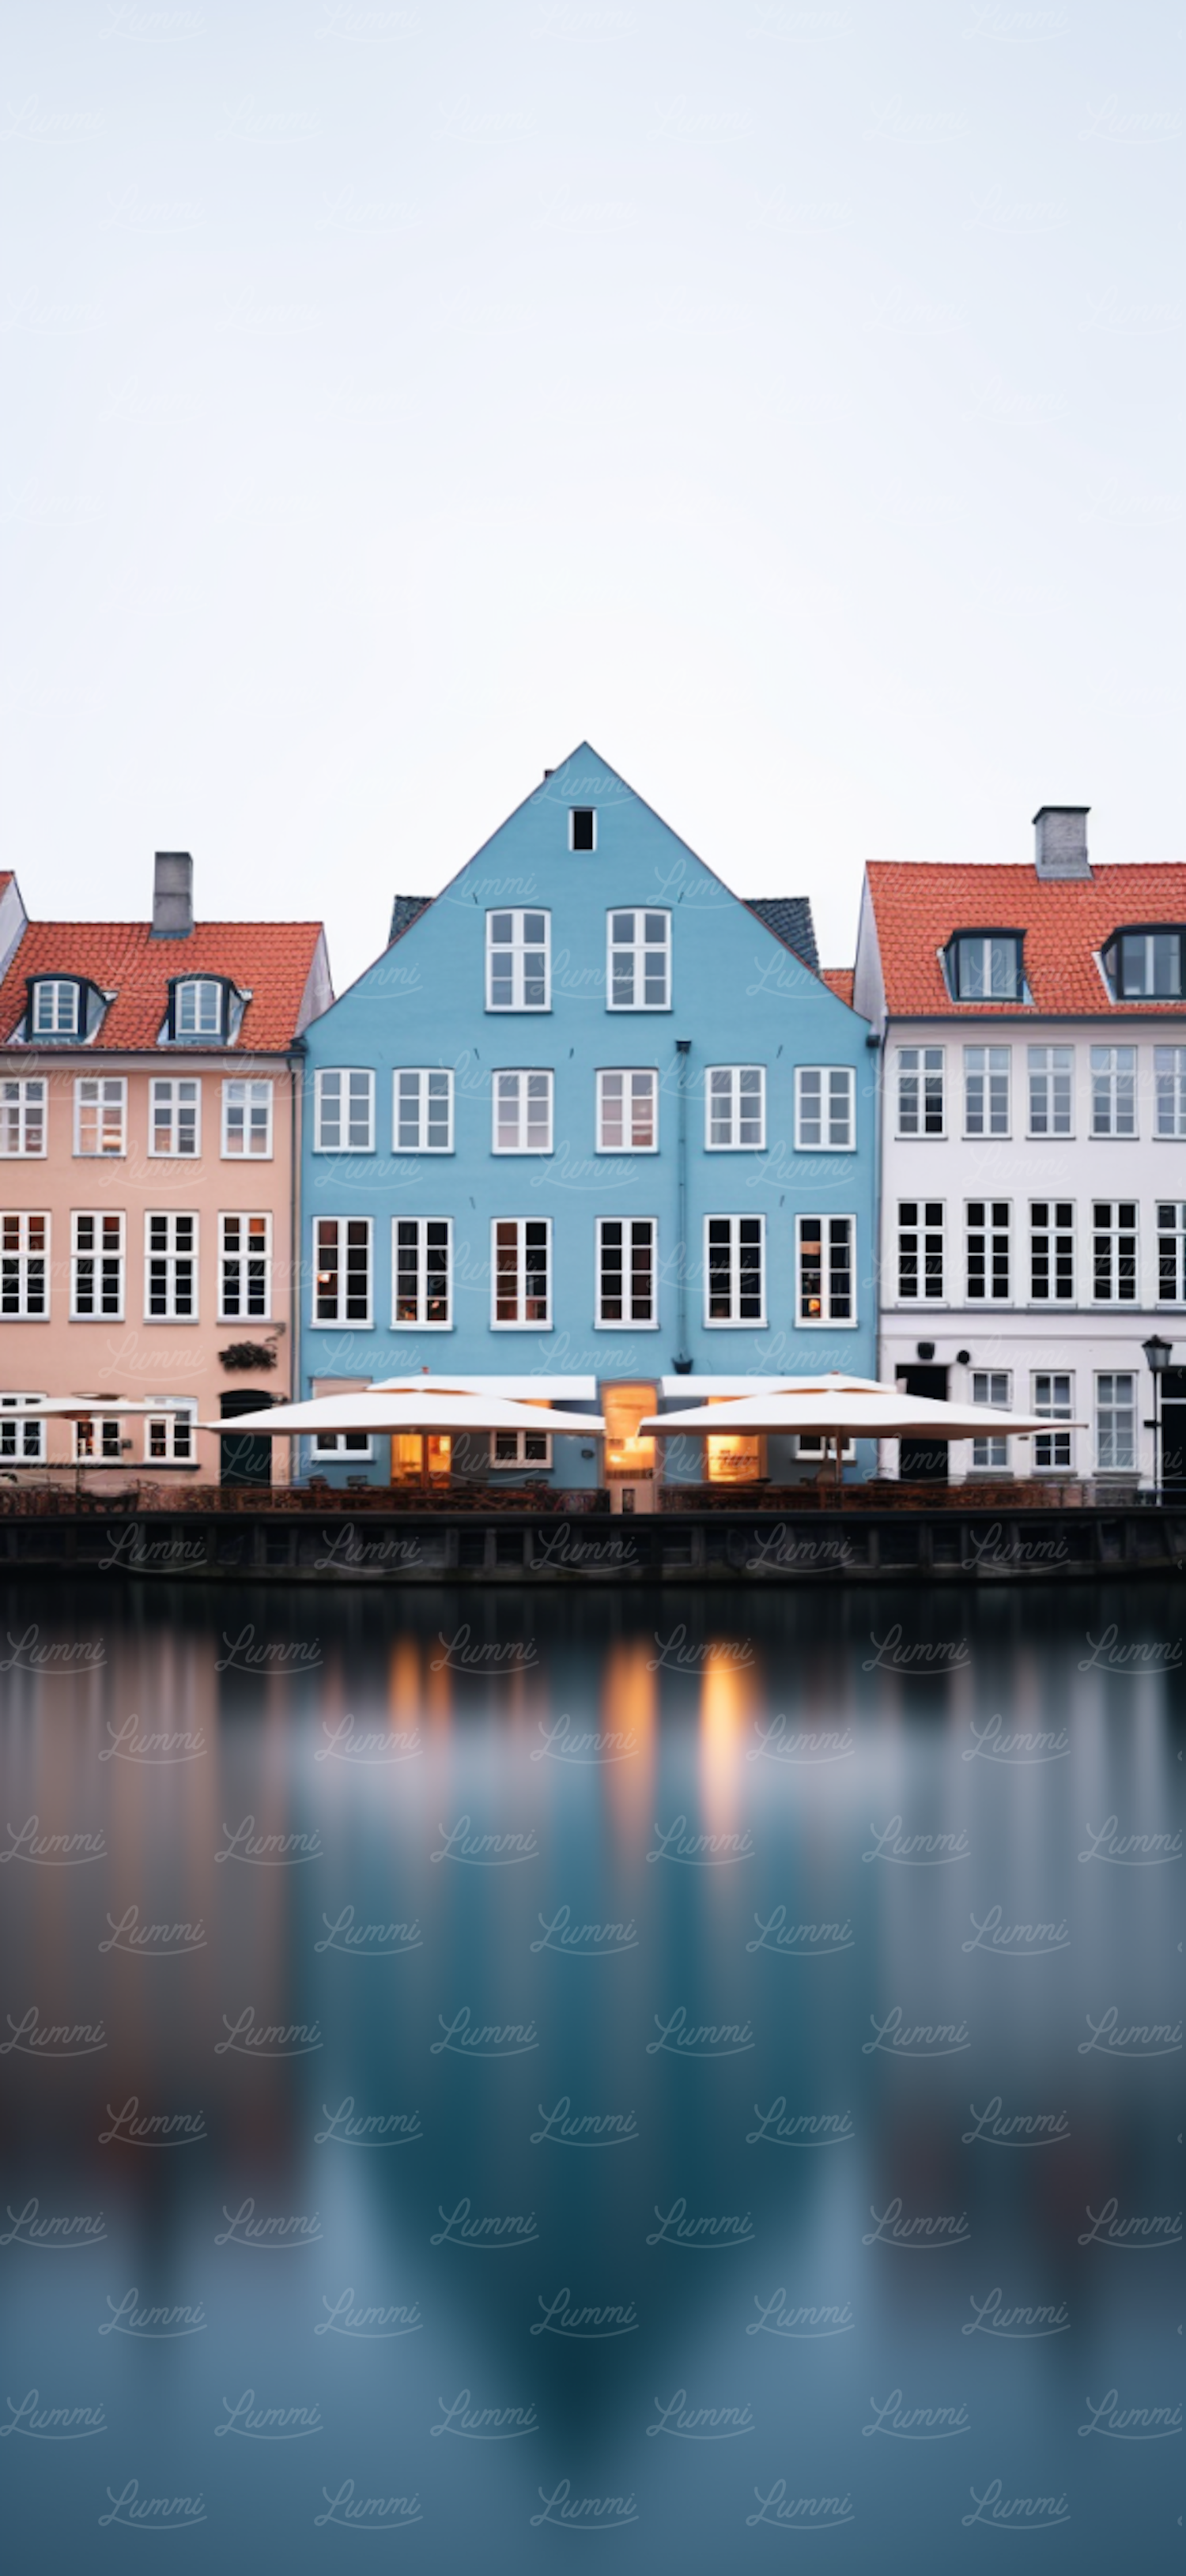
[0,1578,1180,2570]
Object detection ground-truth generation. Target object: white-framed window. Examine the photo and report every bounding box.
[0,1394,46,1461]
[72,1212,124,1320]
[489,1427,553,1469]
[966,1200,1010,1302]
[492,1218,551,1328]
[1095,1372,1135,1472]
[221,1079,273,1159]
[569,807,596,852]
[972,1370,1010,1471]
[708,1065,766,1150]
[74,1077,126,1157]
[315,1069,374,1153]
[219,1213,270,1321]
[597,1069,657,1152]
[311,1430,373,1461]
[145,1212,198,1321]
[0,1078,47,1157]
[798,1214,855,1326]
[493,1069,553,1154]
[897,1201,944,1301]
[596,1216,657,1326]
[1,1213,49,1318]
[74,1416,122,1463]
[1029,1200,1075,1303]
[1027,1046,1073,1137]
[486,911,550,1012]
[394,1069,453,1154]
[392,1218,451,1327]
[174,979,222,1038]
[606,909,670,1011]
[795,1435,856,1461]
[964,1046,1010,1138]
[1033,1371,1073,1472]
[795,1065,853,1152]
[150,1077,200,1158]
[896,1046,944,1137]
[313,1217,372,1326]
[1154,1046,1186,1138]
[1090,1046,1136,1137]
[32,979,80,1037]
[1092,1201,1137,1303]
[145,1401,196,1465]
[1156,1201,1186,1303]
[704,1214,765,1327]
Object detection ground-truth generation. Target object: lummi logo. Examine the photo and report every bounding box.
[0,1817,106,1867]
[962,2482,1068,2531]
[0,2198,106,2250]
[214,2200,323,2250]
[962,2288,1069,2340]
[531,2289,638,2340]
[0,1625,105,1674]
[749,1714,853,1765]
[963,1711,1069,1765]
[0,2006,105,2059]
[0,2390,106,2440]
[863,2008,969,2059]
[962,1906,1069,1955]
[747,2290,853,2340]
[1078,1624,1182,1675]
[746,1907,852,1956]
[1078,2006,1182,2058]
[961,2096,1070,2148]
[746,2484,853,2531]
[100,2289,206,2339]
[648,1816,754,1866]
[1078,2390,1181,2441]
[1077,2199,1182,2252]
[431,1816,538,1867]
[315,2290,421,2340]
[863,1816,969,1866]
[863,2198,969,2250]
[1078,1816,1182,1867]
[431,2008,538,2060]
[863,2390,969,2440]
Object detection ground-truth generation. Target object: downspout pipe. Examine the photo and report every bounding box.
[289,1039,306,1485]
[673,1039,693,1373]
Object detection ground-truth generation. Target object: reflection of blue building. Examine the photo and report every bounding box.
[297,746,875,1492]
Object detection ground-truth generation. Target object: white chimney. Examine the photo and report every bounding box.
[1033,807,1090,880]
[152,851,194,938]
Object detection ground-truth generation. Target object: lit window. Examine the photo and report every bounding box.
[897,1047,944,1137]
[72,1213,124,1320]
[150,1078,200,1157]
[707,1066,765,1151]
[1,1213,49,1318]
[795,1065,852,1152]
[493,1070,553,1153]
[492,1218,551,1327]
[597,1069,657,1152]
[0,1078,47,1156]
[897,1201,944,1301]
[392,1218,451,1327]
[221,1080,272,1158]
[797,1215,854,1325]
[486,911,550,1012]
[1090,1047,1135,1137]
[1033,1373,1073,1473]
[704,1215,765,1327]
[1028,1046,1072,1137]
[394,1069,452,1153]
[964,1047,1010,1137]
[972,1370,1010,1471]
[1029,1201,1074,1303]
[606,910,670,1011]
[313,1217,372,1326]
[1092,1201,1137,1303]
[596,1217,657,1326]
[219,1214,270,1321]
[145,1212,197,1321]
[315,1069,374,1153]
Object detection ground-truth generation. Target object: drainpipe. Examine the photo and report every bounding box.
[289,1039,306,1485]
[673,1039,693,1373]
[866,1024,882,1472]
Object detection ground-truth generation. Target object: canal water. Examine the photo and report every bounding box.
[0,1578,1180,2570]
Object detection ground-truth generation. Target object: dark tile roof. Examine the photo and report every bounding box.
[388,894,431,945]
[744,896,818,972]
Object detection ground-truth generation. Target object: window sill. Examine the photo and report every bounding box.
[391,1321,453,1332]
[491,1321,553,1333]
[310,1318,375,1331]
[704,1318,769,1332]
[595,1319,659,1331]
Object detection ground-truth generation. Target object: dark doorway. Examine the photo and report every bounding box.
[1160,1367,1186,1499]
[896,1363,950,1483]
[220,1388,274,1487]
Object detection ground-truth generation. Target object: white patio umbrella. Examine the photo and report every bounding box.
[637,1372,1078,1485]
[14,1396,194,1416]
[202,1382,605,1486]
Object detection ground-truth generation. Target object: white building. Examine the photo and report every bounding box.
[853,807,1186,1492]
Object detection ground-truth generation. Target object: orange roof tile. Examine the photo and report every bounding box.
[866,862,1186,1017]
[821,966,855,1006]
[0,919,323,1052]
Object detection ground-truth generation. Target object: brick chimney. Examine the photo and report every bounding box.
[1033,807,1090,880]
[152,851,194,938]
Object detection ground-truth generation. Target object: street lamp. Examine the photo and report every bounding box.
[1142,1334,1173,1504]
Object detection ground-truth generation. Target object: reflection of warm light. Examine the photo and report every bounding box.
[388,1637,422,1728]
[700,1656,750,1837]
[602,1643,656,1840]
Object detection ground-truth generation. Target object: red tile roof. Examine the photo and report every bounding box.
[821,967,855,1006]
[0,920,324,1052]
[866,862,1186,1016]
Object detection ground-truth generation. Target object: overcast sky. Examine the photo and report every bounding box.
[3,1,1181,990]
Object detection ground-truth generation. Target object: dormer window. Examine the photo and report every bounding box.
[25,976,105,1043]
[164,976,244,1044]
[1103,928,1184,1000]
[946,933,1025,1003]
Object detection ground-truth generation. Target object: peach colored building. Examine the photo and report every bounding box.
[0,854,330,1490]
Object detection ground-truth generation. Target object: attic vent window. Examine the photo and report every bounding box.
[569,808,596,852]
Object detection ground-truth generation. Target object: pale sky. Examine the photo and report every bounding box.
[3,0,1181,991]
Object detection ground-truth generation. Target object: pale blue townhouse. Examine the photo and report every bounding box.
[295,747,876,1498]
